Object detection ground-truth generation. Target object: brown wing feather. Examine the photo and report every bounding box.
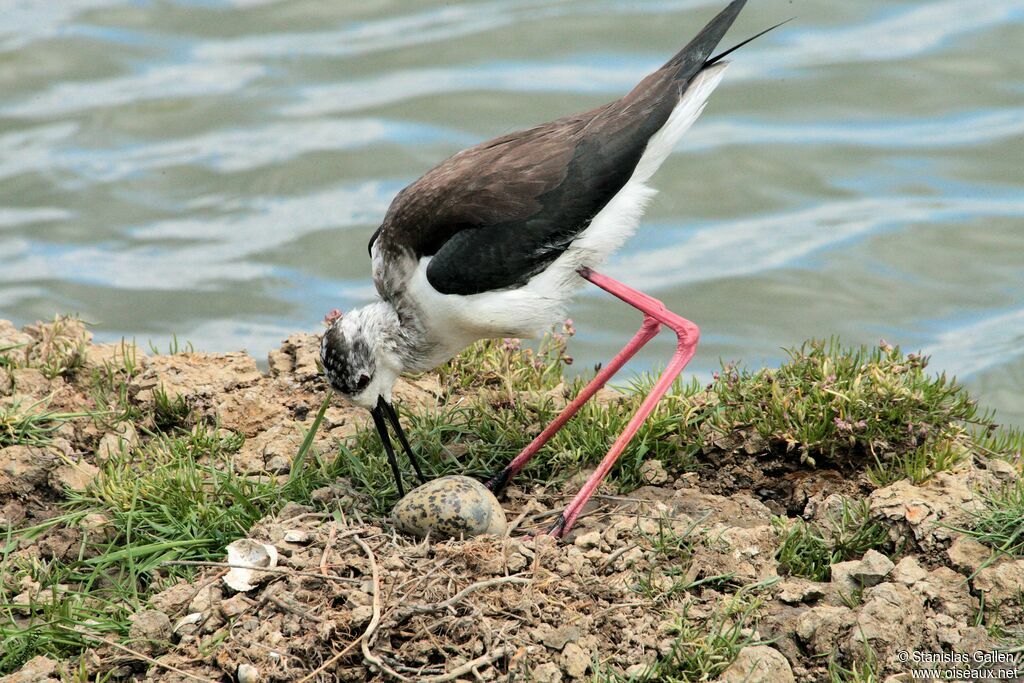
[371,0,749,296]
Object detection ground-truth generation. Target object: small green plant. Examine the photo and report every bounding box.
[0,398,92,448]
[974,425,1024,463]
[704,338,989,468]
[151,385,192,432]
[1,316,89,379]
[775,517,833,581]
[775,500,892,581]
[29,315,89,379]
[959,480,1024,557]
[434,322,576,395]
[87,339,144,428]
[596,597,763,682]
[0,343,23,369]
[867,437,966,487]
[631,515,709,603]
[829,499,893,560]
[0,555,131,675]
[827,631,880,682]
[147,333,194,356]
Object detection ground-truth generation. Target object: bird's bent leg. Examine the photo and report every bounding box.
[486,314,662,494]
[548,267,700,538]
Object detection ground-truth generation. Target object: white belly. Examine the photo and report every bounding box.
[401,64,729,359]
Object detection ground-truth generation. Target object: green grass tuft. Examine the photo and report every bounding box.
[775,500,892,581]
[595,596,764,682]
[0,398,93,448]
[867,437,967,487]
[827,633,880,683]
[703,338,986,468]
[150,386,193,432]
[960,480,1024,558]
[1,315,89,380]
[147,333,194,356]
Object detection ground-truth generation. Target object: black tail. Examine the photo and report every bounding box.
[707,17,794,66]
[662,0,747,75]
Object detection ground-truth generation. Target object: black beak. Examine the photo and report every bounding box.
[370,396,427,498]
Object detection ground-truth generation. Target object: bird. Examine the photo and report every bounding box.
[321,0,775,537]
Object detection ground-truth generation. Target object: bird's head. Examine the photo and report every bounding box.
[320,302,403,411]
[320,301,424,496]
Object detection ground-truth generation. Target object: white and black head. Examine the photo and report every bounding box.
[320,302,404,409]
[320,302,425,495]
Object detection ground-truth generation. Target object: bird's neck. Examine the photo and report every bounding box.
[370,298,426,373]
[381,295,460,374]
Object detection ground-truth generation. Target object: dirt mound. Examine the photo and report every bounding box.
[2,318,1022,682]
[62,458,1024,682]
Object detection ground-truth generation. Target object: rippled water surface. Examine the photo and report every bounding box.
[2,0,1022,424]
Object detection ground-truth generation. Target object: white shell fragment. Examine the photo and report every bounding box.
[392,475,507,540]
[223,539,279,592]
[173,612,203,633]
[283,529,311,544]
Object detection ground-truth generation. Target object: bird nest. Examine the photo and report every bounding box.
[91,483,770,682]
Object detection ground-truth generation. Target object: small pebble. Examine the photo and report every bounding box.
[237,663,260,683]
[266,455,290,474]
[283,530,311,544]
[173,613,202,634]
[574,531,602,550]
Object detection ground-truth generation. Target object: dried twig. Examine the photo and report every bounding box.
[505,507,534,536]
[295,639,361,683]
[296,533,391,683]
[395,575,531,624]
[58,626,214,683]
[284,512,330,523]
[266,593,324,623]
[419,645,521,683]
[159,559,359,584]
[598,543,638,572]
[319,524,337,578]
[355,535,410,681]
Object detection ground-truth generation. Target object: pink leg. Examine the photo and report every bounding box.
[486,313,661,493]
[548,267,700,538]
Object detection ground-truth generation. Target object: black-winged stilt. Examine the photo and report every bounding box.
[322,0,773,537]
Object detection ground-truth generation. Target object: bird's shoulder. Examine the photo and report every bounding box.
[373,105,609,259]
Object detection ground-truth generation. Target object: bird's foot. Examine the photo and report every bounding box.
[483,467,512,495]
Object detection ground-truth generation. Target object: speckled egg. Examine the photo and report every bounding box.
[391,475,507,540]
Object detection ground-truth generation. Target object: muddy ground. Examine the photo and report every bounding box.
[1,319,1022,682]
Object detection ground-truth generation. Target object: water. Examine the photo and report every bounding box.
[1,0,1022,425]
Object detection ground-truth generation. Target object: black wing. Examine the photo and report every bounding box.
[375,0,747,296]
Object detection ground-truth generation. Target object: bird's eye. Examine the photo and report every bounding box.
[355,374,371,392]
